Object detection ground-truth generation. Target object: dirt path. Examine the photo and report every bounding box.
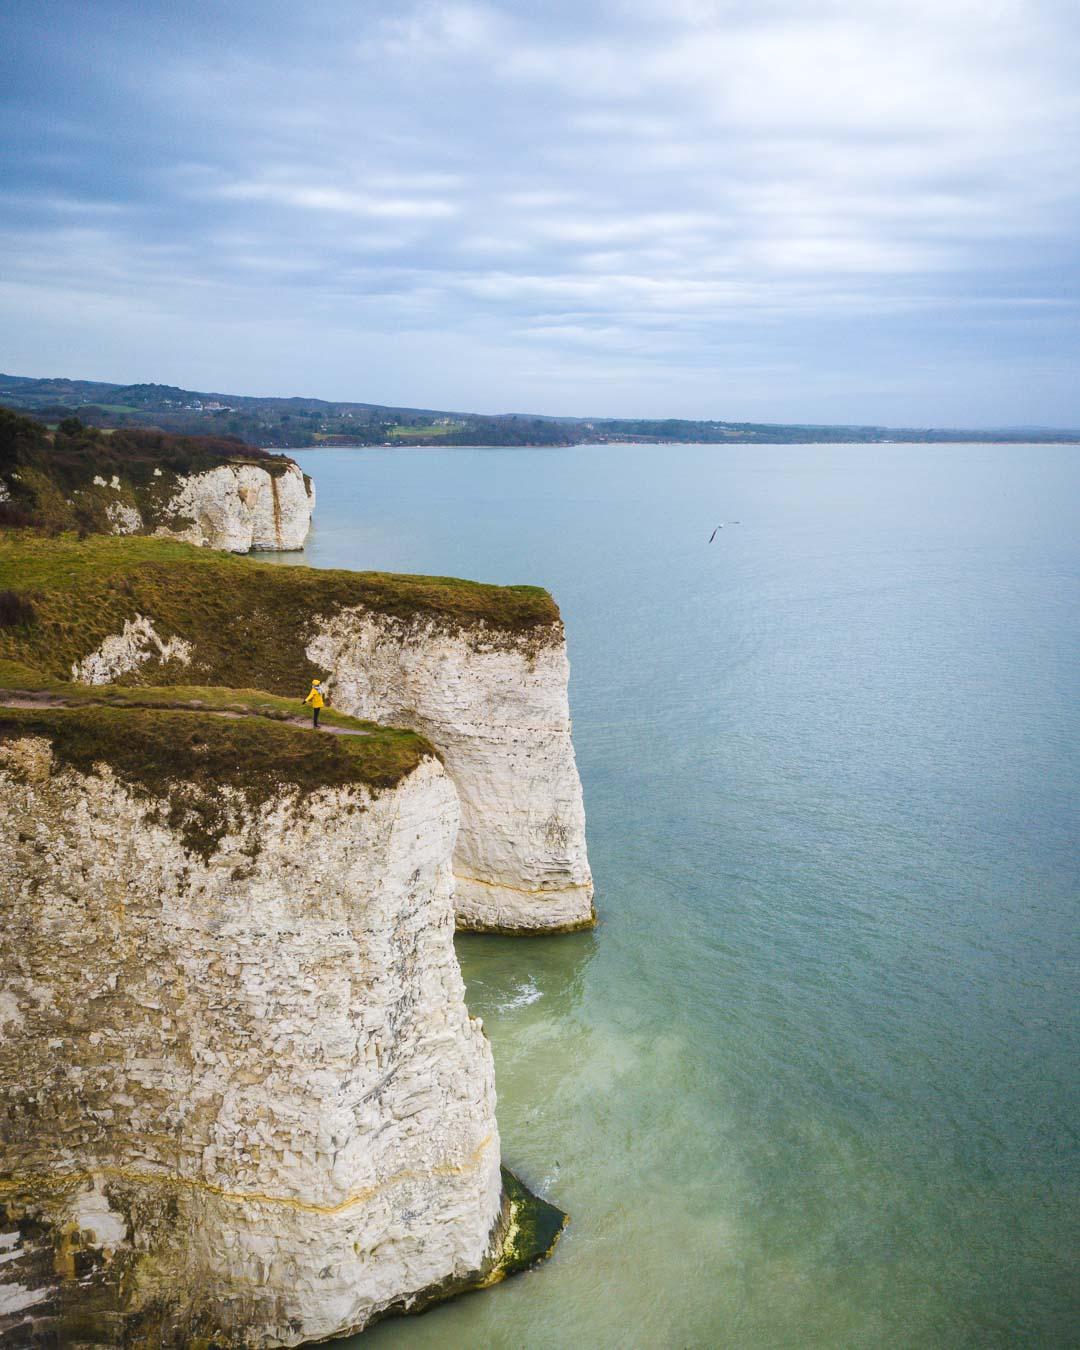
[0,693,370,737]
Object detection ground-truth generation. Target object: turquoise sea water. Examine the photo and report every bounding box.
[267,442,1078,1348]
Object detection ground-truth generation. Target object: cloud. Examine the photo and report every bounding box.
[0,0,1078,423]
[216,180,460,220]
[371,2,504,59]
[535,213,715,246]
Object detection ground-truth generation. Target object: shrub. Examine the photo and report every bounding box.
[0,590,36,628]
[0,501,38,529]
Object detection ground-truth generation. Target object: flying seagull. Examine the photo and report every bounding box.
[709,524,724,542]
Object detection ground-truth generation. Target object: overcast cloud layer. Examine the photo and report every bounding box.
[2,0,1078,424]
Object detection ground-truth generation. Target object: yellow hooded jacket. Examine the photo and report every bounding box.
[303,681,325,710]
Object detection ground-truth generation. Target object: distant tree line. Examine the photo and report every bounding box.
[1,371,1077,447]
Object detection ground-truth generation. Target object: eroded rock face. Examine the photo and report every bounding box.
[85,461,314,552]
[155,462,313,552]
[104,499,142,533]
[70,613,194,684]
[307,609,594,933]
[0,742,503,1346]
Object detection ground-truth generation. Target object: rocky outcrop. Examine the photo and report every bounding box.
[70,614,193,684]
[308,608,594,933]
[0,409,314,552]
[0,721,514,1346]
[153,462,313,552]
[5,533,593,935]
[104,499,142,533]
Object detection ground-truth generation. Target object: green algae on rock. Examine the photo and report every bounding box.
[490,1166,569,1280]
[0,1169,568,1346]
[455,910,598,937]
[362,1166,568,1332]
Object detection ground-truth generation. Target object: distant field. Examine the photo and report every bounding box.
[388,424,457,439]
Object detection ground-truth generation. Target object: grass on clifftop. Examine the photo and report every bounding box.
[0,704,434,858]
[0,659,384,733]
[0,533,561,692]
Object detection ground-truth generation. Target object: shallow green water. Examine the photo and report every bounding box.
[268,442,1078,1348]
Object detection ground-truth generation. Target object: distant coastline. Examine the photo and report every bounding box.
[3,370,1078,450]
[285,437,1080,450]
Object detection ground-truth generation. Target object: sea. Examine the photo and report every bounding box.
[264,441,1078,1349]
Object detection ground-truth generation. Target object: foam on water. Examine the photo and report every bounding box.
[494,979,544,1012]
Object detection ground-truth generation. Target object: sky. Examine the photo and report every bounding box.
[2,0,1079,426]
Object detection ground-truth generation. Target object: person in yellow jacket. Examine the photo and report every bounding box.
[303,678,326,729]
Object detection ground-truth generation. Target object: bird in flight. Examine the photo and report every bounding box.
[709,524,724,542]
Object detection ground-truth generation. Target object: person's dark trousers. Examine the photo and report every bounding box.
[313,708,320,728]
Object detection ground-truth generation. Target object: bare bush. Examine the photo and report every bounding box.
[0,589,36,628]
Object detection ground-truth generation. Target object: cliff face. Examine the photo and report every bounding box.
[0,720,506,1345]
[152,461,313,552]
[0,537,594,934]
[308,608,594,932]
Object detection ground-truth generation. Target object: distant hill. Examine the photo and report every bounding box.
[2,372,1077,448]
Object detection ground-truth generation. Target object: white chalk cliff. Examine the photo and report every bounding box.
[154,462,313,552]
[62,593,595,934]
[82,461,314,552]
[308,608,595,932]
[0,734,507,1345]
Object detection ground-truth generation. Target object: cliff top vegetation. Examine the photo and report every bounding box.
[0,658,390,732]
[0,407,293,486]
[0,702,435,857]
[0,534,561,694]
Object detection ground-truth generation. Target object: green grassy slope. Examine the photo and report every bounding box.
[0,533,561,692]
[0,702,434,858]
